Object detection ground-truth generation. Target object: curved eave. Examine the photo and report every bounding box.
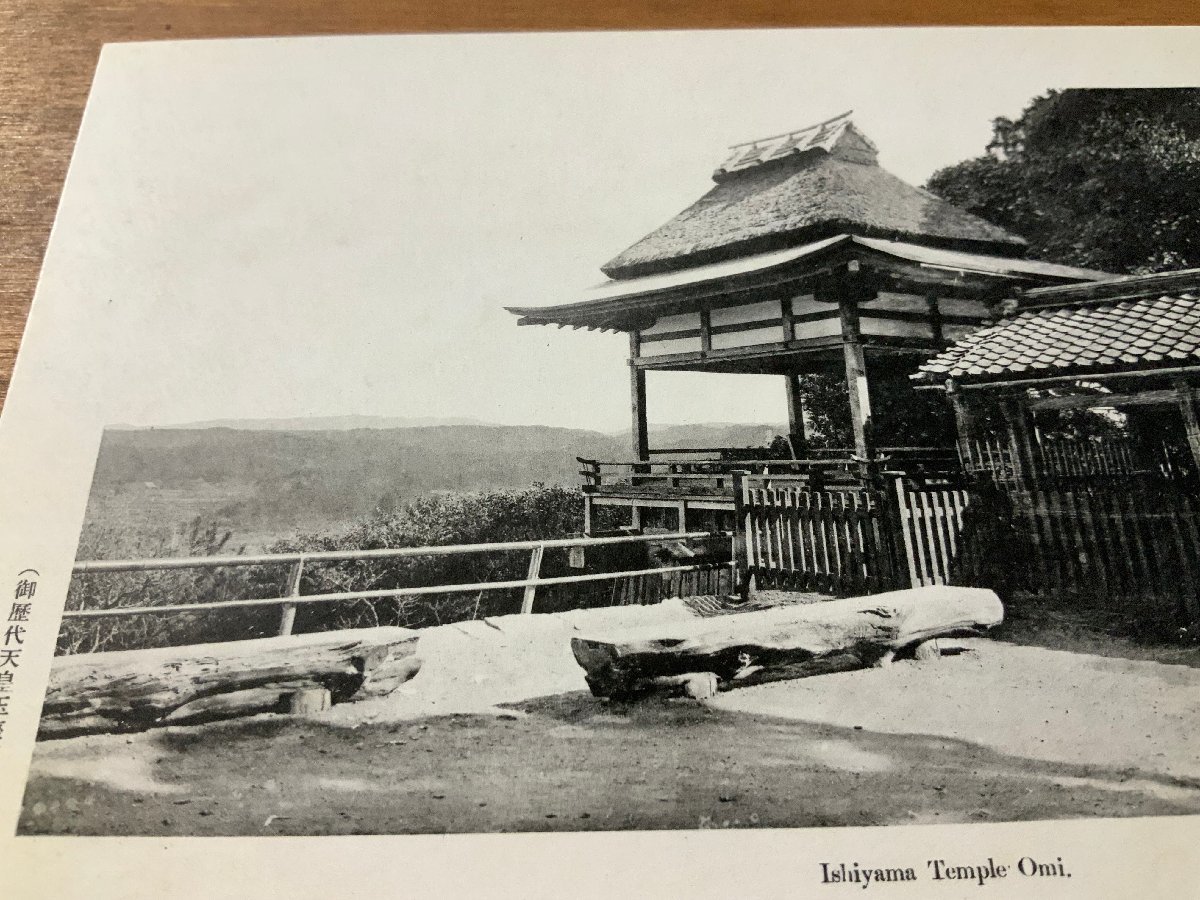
[507,235,1114,331]
[506,236,852,330]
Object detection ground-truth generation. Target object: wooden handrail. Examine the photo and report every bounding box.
[62,561,733,621]
[73,530,719,574]
[68,530,734,636]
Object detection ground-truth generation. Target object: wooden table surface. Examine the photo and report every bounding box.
[0,1,1193,413]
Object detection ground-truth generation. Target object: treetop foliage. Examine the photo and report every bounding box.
[926,89,1200,274]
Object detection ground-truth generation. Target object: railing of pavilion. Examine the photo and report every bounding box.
[579,447,959,495]
[62,531,734,654]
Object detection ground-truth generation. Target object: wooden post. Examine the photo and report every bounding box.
[278,557,304,636]
[731,471,749,599]
[630,332,649,462]
[1174,378,1200,471]
[1000,397,1039,485]
[839,298,873,464]
[583,495,594,537]
[520,544,545,614]
[946,379,975,472]
[926,294,944,345]
[785,372,808,454]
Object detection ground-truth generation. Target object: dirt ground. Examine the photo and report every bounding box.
[19,601,1200,836]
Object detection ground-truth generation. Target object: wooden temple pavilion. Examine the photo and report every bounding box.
[507,112,1111,529]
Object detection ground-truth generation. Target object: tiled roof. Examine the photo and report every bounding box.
[916,292,1200,383]
[601,116,1027,280]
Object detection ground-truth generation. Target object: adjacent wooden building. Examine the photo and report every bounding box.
[915,267,1200,483]
[911,269,1200,624]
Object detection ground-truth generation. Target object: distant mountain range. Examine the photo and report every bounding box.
[113,414,493,431]
[81,420,787,549]
[110,416,789,439]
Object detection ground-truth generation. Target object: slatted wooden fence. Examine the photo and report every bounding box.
[893,481,971,587]
[1005,485,1200,621]
[733,471,1200,627]
[609,564,734,606]
[735,477,907,595]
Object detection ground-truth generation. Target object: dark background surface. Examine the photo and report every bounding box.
[1,1,1195,412]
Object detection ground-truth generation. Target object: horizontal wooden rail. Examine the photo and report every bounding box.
[646,445,952,456]
[582,458,856,470]
[647,447,734,455]
[73,531,718,574]
[68,530,734,638]
[61,562,732,620]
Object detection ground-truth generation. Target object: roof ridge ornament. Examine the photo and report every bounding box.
[713,111,877,181]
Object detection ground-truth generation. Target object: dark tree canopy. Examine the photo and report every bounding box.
[925,89,1200,274]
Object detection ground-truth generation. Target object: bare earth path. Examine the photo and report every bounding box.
[19,606,1200,835]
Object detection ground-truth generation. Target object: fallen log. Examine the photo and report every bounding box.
[571,586,1002,700]
[39,627,421,738]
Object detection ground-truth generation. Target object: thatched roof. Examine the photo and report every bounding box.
[601,113,1028,280]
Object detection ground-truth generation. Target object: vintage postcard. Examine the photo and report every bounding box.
[2,26,1199,899]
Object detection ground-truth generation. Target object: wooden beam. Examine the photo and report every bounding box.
[1023,270,1200,307]
[1028,387,1181,411]
[959,363,1200,392]
[630,331,649,461]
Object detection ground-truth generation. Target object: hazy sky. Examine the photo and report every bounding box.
[13,29,1199,434]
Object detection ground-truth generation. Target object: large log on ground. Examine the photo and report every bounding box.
[39,627,420,738]
[571,586,1002,700]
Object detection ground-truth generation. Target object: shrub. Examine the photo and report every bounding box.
[60,485,629,652]
[60,518,283,654]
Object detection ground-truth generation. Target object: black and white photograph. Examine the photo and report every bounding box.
[1,26,1199,893]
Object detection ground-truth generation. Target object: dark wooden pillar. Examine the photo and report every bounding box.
[1174,378,1200,470]
[699,306,713,354]
[629,331,649,462]
[785,373,808,455]
[1000,396,1039,485]
[839,299,873,461]
[926,294,944,345]
[946,379,975,470]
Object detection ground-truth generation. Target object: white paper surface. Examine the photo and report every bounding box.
[2,27,1199,899]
